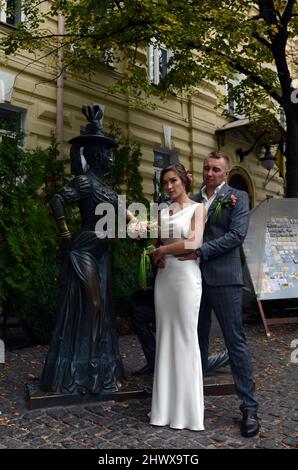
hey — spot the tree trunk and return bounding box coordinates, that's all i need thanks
[285,105,298,198]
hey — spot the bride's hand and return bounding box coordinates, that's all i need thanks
[156,258,166,269]
[148,246,164,265]
[154,247,164,263]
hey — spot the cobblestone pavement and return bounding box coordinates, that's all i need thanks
[0,324,297,449]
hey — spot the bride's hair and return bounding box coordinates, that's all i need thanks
[160,163,192,193]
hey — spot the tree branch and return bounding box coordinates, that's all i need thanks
[235,62,282,104]
[114,0,122,8]
[256,0,283,44]
[12,43,65,91]
[257,0,279,25]
[252,32,273,51]
[214,48,283,105]
[281,0,296,26]
[1,16,152,47]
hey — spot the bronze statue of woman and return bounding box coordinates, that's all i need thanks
[40,105,135,395]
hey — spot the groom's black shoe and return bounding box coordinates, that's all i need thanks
[132,364,154,376]
[241,410,260,438]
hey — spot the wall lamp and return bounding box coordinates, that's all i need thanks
[235,131,267,162]
[259,144,277,171]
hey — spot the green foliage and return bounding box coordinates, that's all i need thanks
[1,1,297,115]
[0,131,72,343]
[110,237,144,318]
[0,121,148,337]
[2,2,298,195]
[105,122,148,206]
[17,262,59,345]
[103,124,149,317]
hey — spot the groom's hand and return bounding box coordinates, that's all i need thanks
[177,252,197,261]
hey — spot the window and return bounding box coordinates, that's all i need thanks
[0,105,27,188]
[227,81,235,116]
[0,1,22,26]
[149,41,172,85]
[226,74,246,119]
[0,104,26,144]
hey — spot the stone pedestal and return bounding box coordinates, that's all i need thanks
[27,367,235,410]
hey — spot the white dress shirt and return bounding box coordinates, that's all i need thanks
[201,181,226,213]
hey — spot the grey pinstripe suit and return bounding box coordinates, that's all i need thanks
[193,183,258,411]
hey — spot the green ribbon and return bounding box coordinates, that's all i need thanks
[138,244,156,290]
[213,200,222,221]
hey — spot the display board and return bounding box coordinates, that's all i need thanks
[244,198,298,300]
[243,198,298,336]
[261,216,298,300]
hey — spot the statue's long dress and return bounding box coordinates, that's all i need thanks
[41,171,124,394]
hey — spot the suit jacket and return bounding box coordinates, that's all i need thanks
[192,183,249,286]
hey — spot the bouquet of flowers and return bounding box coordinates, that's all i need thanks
[128,219,158,289]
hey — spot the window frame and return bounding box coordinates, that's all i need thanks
[226,73,246,119]
[0,103,27,146]
[0,0,23,26]
[148,40,172,85]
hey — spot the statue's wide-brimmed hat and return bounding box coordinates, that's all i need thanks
[68,105,117,149]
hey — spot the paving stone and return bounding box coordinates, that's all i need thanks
[0,326,297,448]
[260,440,284,449]
[210,435,227,443]
[46,408,71,420]
[22,409,47,420]
[282,437,298,448]
[97,441,122,449]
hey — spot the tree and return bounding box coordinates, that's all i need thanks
[1,1,298,195]
[0,131,70,343]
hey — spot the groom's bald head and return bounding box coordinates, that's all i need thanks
[204,151,230,169]
[203,151,230,193]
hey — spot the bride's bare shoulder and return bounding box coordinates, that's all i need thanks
[190,201,204,208]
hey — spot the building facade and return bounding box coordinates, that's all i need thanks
[0,5,286,206]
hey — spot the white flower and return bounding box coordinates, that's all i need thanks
[127,219,158,239]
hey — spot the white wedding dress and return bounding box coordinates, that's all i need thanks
[150,202,205,431]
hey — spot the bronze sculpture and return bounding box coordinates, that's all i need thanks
[40,105,133,395]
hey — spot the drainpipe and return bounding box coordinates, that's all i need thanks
[56,13,65,159]
[188,97,194,190]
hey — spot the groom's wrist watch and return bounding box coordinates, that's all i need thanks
[195,248,202,258]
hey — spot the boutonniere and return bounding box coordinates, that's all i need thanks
[213,193,237,221]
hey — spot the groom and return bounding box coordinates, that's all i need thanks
[189,150,260,438]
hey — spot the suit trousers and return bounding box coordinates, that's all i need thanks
[198,279,259,411]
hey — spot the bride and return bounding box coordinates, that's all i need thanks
[148,162,206,431]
